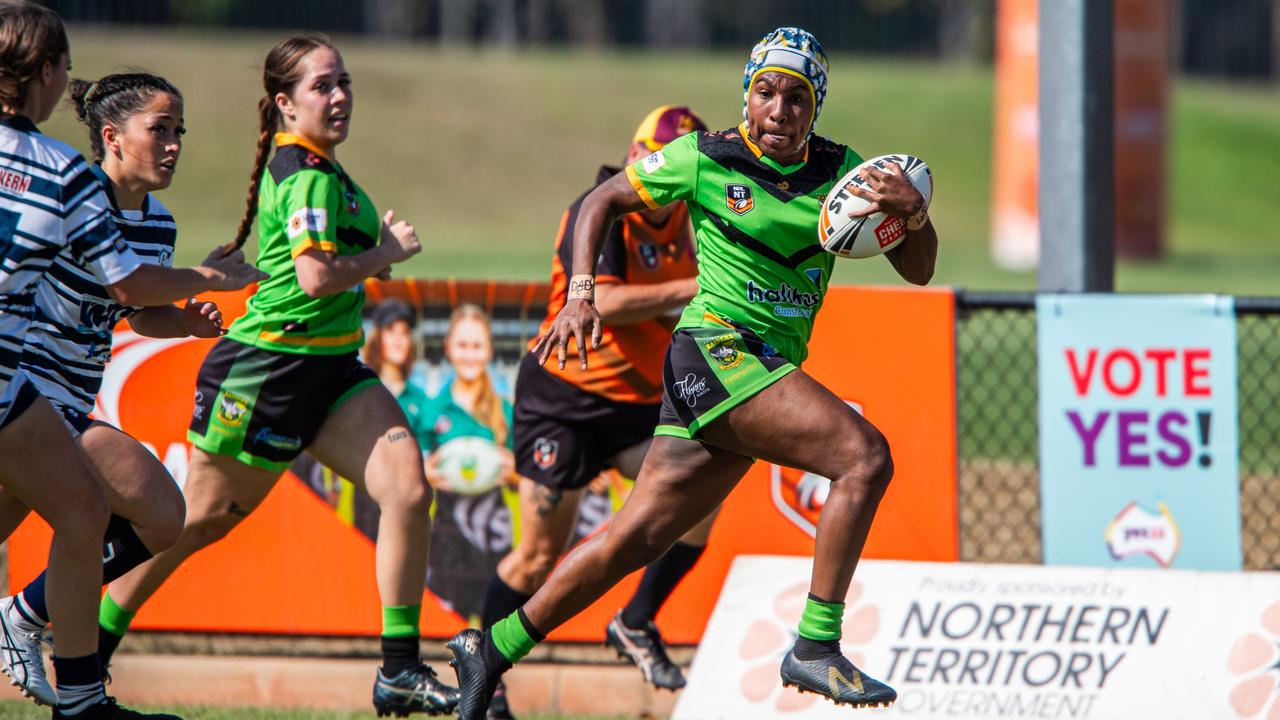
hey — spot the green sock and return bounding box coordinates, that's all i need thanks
[98,592,135,637]
[797,596,844,641]
[381,604,421,638]
[491,612,539,664]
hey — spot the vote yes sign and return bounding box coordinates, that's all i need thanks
[1037,295,1241,570]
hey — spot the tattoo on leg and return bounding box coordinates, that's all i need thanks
[227,501,250,518]
[387,430,409,442]
[535,486,563,518]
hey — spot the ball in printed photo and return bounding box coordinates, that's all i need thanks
[434,436,506,496]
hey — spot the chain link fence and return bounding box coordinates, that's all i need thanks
[955,291,1280,570]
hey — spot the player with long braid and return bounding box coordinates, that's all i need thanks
[0,70,260,708]
[449,27,938,717]
[94,35,459,716]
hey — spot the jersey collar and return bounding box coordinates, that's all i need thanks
[274,132,334,161]
[0,115,39,134]
[737,121,809,173]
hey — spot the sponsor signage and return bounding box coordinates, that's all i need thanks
[677,555,1278,720]
[7,285,957,641]
[1037,295,1240,570]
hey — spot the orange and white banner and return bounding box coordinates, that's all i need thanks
[7,284,957,642]
[676,556,1280,720]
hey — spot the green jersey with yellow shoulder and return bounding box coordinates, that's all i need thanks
[625,124,862,366]
[227,133,380,355]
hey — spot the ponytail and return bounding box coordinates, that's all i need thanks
[232,33,335,251]
[232,95,277,250]
[65,72,182,163]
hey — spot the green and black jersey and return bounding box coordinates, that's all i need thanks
[227,133,380,355]
[625,124,862,366]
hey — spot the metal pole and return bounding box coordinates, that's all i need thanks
[1038,0,1115,292]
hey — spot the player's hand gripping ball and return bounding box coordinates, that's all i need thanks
[819,154,932,259]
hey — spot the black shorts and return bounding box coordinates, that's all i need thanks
[187,338,381,473]
[52,401,95,437]
[654,324,796,440]
[513,353,659,491]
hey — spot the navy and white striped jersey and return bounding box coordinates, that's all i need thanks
[22,165,176,416]
[0,116,140,424]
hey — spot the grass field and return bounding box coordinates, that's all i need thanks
[49,26,1280,294]
[0,703,627,719]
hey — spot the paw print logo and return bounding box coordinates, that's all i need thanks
[737,580,879,712]
[1228,601,1280,718]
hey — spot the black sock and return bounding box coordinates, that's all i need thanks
[620,541,705,629]
[52,653,106,714]
[97,627,124,671]
[793,636,842,661]
[380,635,420,677]
[102,515,155,583]
[481,574,532,630]
[482,629,514,673]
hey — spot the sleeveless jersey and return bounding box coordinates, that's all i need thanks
[624,125,861,365]
[21,164,176,415]
[227,133,379,355]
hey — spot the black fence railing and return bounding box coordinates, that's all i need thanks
[954,291,1280,570]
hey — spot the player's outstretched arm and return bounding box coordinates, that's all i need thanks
[532,170,657,369]
[104,253,267,307]
[295,210,420,297]
[595,277,698,325]
[129,298,226,339]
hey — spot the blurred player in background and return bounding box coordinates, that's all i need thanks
[477,105,707,720]
[0,70,261,710]
[450,27,938,717]
[0,3,260,716]
[93,35,459,717]
[365,297,431,428]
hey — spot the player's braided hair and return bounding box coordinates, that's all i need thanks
[446,304,509,447]
[68,72,183,163]
[0,1,68,115]
[232,33,335,250]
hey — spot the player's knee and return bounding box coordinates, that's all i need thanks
[850,431,894,493]
[47,487,110,546]
[513,544,559,585]
[148,489,186,553]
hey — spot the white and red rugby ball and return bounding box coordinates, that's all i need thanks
[818,154,932,259]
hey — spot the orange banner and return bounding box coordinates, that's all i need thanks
[7,284,956,643]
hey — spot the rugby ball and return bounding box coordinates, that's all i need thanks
[818,154,932,259]
[434,436,506,496]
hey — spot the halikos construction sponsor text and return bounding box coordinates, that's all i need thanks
[745,280,820,318]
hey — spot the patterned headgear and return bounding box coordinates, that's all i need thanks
[742,27,829,137]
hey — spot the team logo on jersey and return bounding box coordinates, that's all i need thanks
[286,208,328,239]
[216,390,250,427]
[434,414,452,436]
[533,437,559,469]
[726,184,754,215]
[639,242,660,269]
[305,152,322,167]
[345,191,360,215]
[704,333,744,370]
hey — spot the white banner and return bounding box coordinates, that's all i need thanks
[675,556,1280,720]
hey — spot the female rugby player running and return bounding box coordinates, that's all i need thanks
[0,5,259,717]
[449,27,937,717]
[0,71,256,708]
[95,35,459,717]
